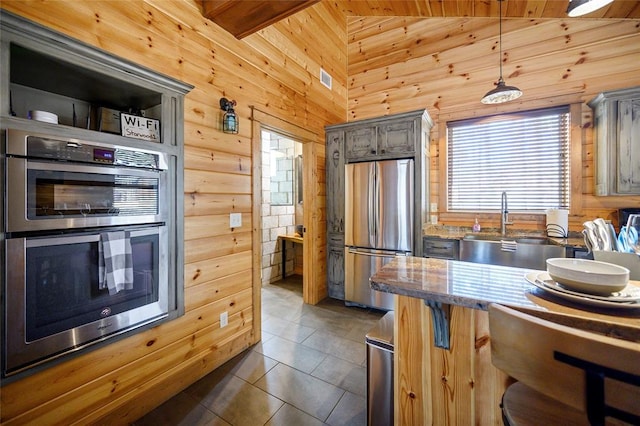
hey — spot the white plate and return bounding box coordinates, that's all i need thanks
[524,272,640,310]
[535,272,640,302]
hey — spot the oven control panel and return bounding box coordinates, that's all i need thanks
[5,129,162,170]
[93,147,115,163]
[27,140,115,164]
[26,138,159,169]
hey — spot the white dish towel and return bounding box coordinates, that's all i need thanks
[99,231,134,295]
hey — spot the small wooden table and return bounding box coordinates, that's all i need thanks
[278,235,303,279]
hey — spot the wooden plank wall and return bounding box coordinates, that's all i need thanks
[0,1,345,424]
[348,16,640,232]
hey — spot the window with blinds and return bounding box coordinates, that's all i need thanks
[447,106,570,212]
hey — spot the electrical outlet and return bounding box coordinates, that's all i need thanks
[430,203,438,212]
[229,213,242,228]
[220,311,228,328]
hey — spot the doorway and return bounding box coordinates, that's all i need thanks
[250,107,327,344]
[260,130,304,285]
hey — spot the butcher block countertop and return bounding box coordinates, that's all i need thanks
[370,256,640,342]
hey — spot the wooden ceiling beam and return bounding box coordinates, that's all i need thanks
[201,0,320,39]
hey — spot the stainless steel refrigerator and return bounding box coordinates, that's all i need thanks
[344,159,414,310]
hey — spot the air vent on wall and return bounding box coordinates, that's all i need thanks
[320,68,332,90]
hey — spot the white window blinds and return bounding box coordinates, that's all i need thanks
[447,106,570,212]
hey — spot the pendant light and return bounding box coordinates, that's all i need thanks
[481,0,522,104]
[567,0,614,17]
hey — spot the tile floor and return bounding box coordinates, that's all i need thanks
[133,276,385,425]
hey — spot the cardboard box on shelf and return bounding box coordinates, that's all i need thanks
[98,107,121,134]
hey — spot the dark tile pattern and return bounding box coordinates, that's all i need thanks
[133,276,385,425]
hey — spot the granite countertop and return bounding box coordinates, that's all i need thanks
[370,257,539,310]
[370,256,640,340]
[422,225,586,247]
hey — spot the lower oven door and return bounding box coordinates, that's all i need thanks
[4,225,168,376]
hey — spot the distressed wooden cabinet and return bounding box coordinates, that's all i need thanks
[0,10,192,378]
[325,129,346,299]
[588,86,640,196]
[344,116,416,161]
[423,236,459,260]
[327,238,346,300]
[345,126,376,160]
[325,110,432,300]
[326,130,346,236]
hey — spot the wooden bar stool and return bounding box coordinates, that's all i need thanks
[488,304,640,426]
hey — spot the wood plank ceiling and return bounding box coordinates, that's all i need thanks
[201,0,640,39]
[334,0,640,19]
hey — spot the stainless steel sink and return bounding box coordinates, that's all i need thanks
[460,234,566,270]
[462,234,559,245]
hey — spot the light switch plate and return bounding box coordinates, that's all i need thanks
[430,203,438,212]
[220,311,228,328]
[230,213,242,228]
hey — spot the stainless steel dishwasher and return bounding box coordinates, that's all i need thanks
[366,311,394,426]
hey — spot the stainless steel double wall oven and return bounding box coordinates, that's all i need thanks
[3,128,173,376]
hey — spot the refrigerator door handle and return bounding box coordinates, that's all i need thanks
[368,163,376,244]
[347,248,408,258]
[374,161,379,246]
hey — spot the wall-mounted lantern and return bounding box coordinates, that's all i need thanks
[220,97,238,134]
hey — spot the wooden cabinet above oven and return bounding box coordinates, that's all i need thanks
[1,10,193,149]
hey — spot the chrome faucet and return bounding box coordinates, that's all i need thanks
[501,191,513,236]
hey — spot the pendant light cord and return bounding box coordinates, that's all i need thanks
[499,0,503,81]
[480,0,522,103]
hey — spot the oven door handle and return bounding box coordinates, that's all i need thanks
[25,227,162,248]
[25,159,163,177]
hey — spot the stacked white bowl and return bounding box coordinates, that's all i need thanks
[546,258,629,295]
[31,110,58,124]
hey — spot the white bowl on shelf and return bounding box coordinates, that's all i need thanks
[31,110,58,124]
[546,258,629,295]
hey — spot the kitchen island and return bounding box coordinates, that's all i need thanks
[370,257,640,425]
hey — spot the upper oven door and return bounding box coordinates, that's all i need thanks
[6,157,168,232]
